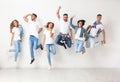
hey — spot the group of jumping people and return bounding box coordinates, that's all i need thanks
[9,6,106,70]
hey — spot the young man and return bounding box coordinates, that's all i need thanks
[55,6,73,49]
[23,13,43,64]
[86,14,106,48]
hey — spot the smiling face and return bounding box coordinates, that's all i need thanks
[77,20,85,28]
[97,16,102,22]
[78,22,83,27]
[13,20,19,27]
[31,13,37,21]
[46,22,54,29]
[31,15,36,20]
[48,23,54,29]
[96,14,102,22]
[63,14,68,22]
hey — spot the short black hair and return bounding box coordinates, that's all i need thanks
[97,14,102,17]
[32,13,37,18]
[63,13,68,16]
[77,20,86,26]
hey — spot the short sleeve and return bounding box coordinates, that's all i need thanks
[43,29,46,35]
[28,18,32,23]
[12,28,15,33]
[37,21,42,28]
[90,22,94,26]
[98,24,104,30]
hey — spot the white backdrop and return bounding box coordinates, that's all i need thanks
[0,0,120,69]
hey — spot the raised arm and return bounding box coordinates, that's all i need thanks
[56,6,61,19]
[23,14,32,22]
[70,16,77,30]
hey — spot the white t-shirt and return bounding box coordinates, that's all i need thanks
[90,23,104,37]
[12,27,21,41]
[59,18,71,34]
[75,28,85,41]
[28,20,41,38]
[44,29,55,44]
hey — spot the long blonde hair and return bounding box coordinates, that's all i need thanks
[10,20,19,33]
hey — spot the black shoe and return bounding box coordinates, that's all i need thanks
[15,59,17,62]
[63,43,67,49]
[82,47,86,54]
[30,58,35,64]
[40,44,43,50]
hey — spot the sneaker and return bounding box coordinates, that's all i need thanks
[30,58,35,64]
[82,47,86,54]
[95,41,102,47]
[63,43,67,49]
[40,44,43,50]
[15,59,17,62]
[48,65,52,70]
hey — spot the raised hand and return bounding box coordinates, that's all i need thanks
[58,6,61,10]
[71,15,75,19]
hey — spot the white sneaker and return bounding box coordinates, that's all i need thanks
[48,65,52,70]
[95,41,102,47]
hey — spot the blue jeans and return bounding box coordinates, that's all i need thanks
[46,44,56,64]
[29,35,41,59]
[74,39,84,53]
[9,40,21,61]
[86,37,95,48]
[55,33,71,48]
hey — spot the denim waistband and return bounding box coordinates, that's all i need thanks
[30,35,36,37]
[59,33,70,40]
[59,33,69,36]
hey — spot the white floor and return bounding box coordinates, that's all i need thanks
[0,68,120,82]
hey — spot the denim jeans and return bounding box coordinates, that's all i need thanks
[86,37,95,48]
[55,33,71,48]
[29,35,41,59]
[9,40,21,61]
[46,44,56,64]
[74,39,84,53]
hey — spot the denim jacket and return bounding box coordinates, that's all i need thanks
[70,18,94,38]
[18,24,24,39]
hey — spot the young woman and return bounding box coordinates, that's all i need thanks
[43,22,56,70]
[9,20,22,62]
[70,16,94,54]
